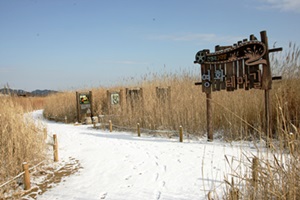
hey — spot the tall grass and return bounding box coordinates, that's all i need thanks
[222,43,300,199]
[41,43,300,198]
[11,96,46,112]
[43,44,300,141]
[43,72,298,140]
[0,97,46,185]
[224,106,300,199]
[43,91,77,122]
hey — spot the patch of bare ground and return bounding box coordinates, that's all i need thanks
[1,157,82,200]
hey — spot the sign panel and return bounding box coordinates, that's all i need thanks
[156,87,171,105]
[76,91,93,123]
[79,94,90,104]
[195,41,267,65]
[111,93,120,105]
[194,39,270,93]
[126,88,144,112]
[78,93,91,113]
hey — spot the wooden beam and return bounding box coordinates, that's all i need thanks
[269,47,283,53]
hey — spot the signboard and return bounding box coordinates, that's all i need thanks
[193,31,282,142]
[76,91,93,123]
[79,93,91,111]
[194,39,271,93]
[111,92,120,105]
[107,90,123,115]
[126,88,144,112]
[79,94,90,104]
[156,86,171,105]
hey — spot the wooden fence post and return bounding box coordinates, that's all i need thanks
[53,134,59,162]
[109,120,112,132]
[137,123,141,137]
[65,116,67,123]
[22,162,31,190]
[179,125,183,142]
[252,157,259,188]
[76,91,80,123]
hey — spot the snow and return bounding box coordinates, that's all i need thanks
[31,110,261,200]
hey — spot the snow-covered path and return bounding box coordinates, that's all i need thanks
[32,110,258,200]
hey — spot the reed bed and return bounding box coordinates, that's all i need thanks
[223,104,300,200]
[10,96,46,112]
[0,97,46,188]
[42,75,300,141]
[43,91,77,122]
[41,43,300,198]
[43,44,300,142]
[222,43,300,199]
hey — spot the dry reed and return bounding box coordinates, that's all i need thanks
[41,43,300,198]
[0,96,46,194]
[43,44,300,142]
[223,43,300,199]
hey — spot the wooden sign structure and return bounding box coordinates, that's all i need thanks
[156,87,172,125]
[107,90,123,115]
[156,86,171,105]
[125,88,144,125]
[126,88,144,111]
[194,30,282,141]
[76,91,93,123]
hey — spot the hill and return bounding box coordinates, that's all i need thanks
[0,88,57,96]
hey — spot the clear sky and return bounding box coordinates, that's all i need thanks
[0,0,299,91]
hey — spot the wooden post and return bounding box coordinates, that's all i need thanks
[140,88,145,127]
[265,90,271,146]
[76,91,80,123]
[252,157,259,189]
[89,91,93,119]
[22,162,31,190]
[167,86,172,127]
[53,134,58,162]
[125,88,129,115]
[109,120,112,132]
[107,90,111,115]
[207,93,213,141]
[120,89,124,113]
[137,123,141,137]
[64,116,67,123]
[179,125,183,142]
[260,31,272,146]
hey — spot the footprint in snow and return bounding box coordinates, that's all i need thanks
[100,192,107,199]
[155,173,159,181]
[155,191,161,200]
